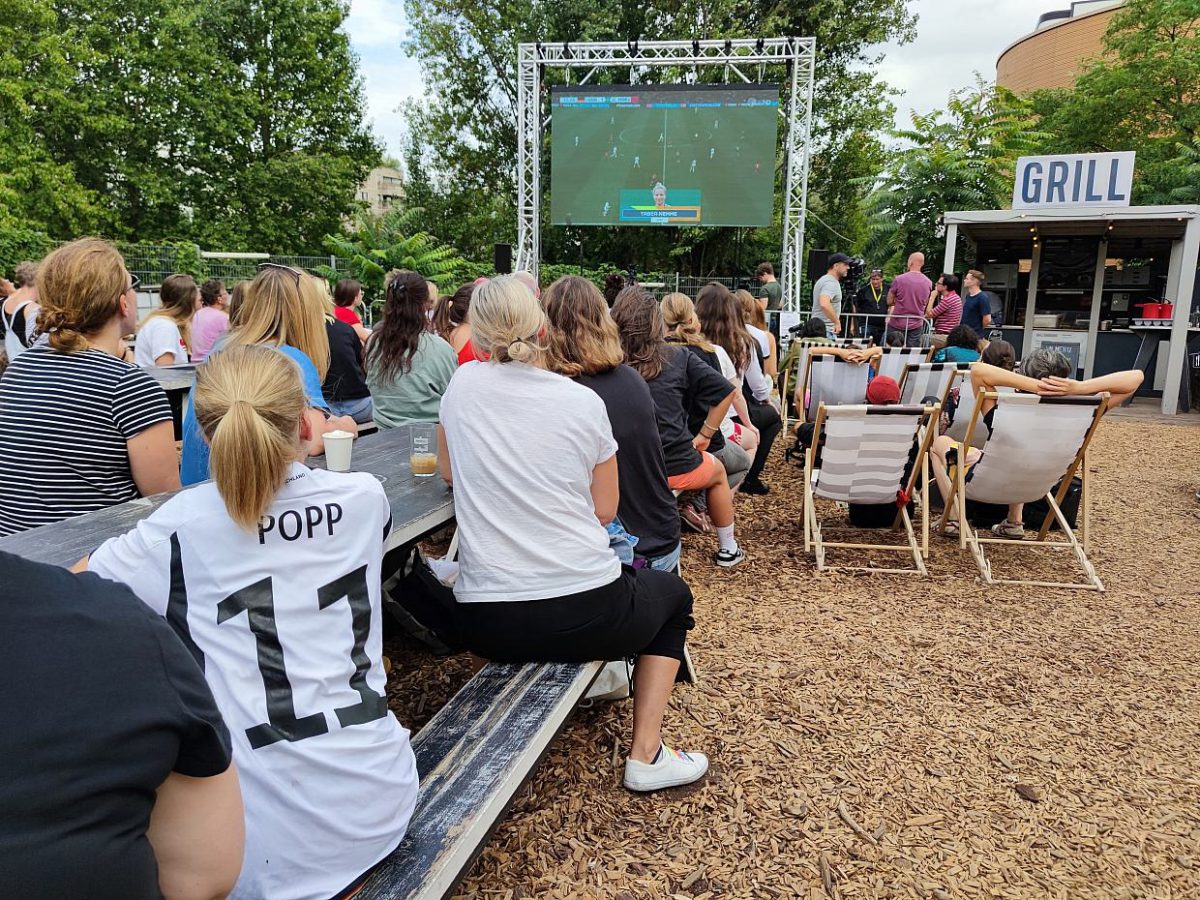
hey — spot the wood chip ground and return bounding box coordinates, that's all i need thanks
[384,417,1200,898]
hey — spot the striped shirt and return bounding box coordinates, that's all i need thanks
[0,346,172,536]
[930,291,963,334]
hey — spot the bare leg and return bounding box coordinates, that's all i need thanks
[740,427,759,456]
[1007,503,1024,525]
[705,464,735,528]
[630,654,681,762]
[930,435,957,523]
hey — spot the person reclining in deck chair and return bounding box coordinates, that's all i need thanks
[79,345,418,900]
[929,349,1144,538]
[930,324,981,364]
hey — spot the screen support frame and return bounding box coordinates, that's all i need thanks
[516,38,816,312]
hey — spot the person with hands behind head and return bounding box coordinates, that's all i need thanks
[929,351,1143,538]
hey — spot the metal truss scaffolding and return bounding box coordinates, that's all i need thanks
[516,38,816,311]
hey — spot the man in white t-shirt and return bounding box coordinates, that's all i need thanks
[88,465,416,900]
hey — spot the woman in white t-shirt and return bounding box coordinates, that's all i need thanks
[83,344,417,899]
[135,273,197,367]
[438,276,709,793]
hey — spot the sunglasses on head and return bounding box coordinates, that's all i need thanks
[129,274,141,292]
[256,262,304,284]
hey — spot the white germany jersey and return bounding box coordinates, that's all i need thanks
[90,463,417,900]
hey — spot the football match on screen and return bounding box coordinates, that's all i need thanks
[550,84,779,228]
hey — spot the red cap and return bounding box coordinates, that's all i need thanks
[866,375,901,405]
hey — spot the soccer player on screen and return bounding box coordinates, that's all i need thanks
[653,183,667,208]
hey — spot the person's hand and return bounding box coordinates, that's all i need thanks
[692,433,711,452]
[326,415,359,436]
[832,321,842,336]
[846,349,869,364]
[1037,376,1079,396]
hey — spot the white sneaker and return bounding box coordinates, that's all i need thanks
[623,744,709,792]
[713,545,746,567]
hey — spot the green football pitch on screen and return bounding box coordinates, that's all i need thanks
[550,84,779,228]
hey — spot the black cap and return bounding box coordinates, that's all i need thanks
[828,252,852,266]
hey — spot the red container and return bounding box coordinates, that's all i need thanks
[1159,301,1174,319]
[1136,302,1163,319]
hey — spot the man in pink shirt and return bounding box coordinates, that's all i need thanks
[925,273,963,349]
[886,252,932,347]
[191,279,230,362]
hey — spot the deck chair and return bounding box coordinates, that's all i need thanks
[803,403,940,575]
[803,355,871,423]
[875,346,927,384]
[780,341,816,433]
[943,373,989,448]
[832,336,874,350]
[939,392,1107,591]
[898,361,971,407]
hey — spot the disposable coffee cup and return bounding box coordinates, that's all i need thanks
[324,430,354,472]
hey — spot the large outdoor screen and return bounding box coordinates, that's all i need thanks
[550,84,779,228]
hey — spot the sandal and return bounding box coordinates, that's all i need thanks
[991,519,1025,538]
[936,520,960,539]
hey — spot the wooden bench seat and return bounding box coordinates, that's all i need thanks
[354,660,603,900]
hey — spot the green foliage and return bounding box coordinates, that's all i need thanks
[0,227,55,278]
[400,0,915,274]
[1025,0,1200,203]
[4,0,377,253]
[859,80,1047,269]
[321,209,468,309]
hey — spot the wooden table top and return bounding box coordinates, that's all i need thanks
[143,364,197,392]
[0,425,453,566]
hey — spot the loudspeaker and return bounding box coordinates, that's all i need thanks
[807,248,830,283]
[494,243,513,275]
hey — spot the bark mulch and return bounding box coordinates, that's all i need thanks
[384,417,1200,899]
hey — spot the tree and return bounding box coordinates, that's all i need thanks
[1027,0,1200,203]
[400,0,915,273]
[321,208,467,309]
[859,81,1044,270]
[0,0,107,235]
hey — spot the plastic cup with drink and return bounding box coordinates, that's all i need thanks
[410,423,438,477]
[323,429,355,472]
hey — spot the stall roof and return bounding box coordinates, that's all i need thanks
[943,205,1200,241]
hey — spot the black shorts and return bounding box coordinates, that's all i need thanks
[456,566,694,664]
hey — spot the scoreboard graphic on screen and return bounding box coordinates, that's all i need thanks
[550,84,779,228]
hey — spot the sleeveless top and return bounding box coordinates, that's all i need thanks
[2,300,34,359]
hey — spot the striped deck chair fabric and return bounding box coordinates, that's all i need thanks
[875,347,927,384]
[963,394,1099,505]
[898,362,969,406]
[943,372,984,446]
[944,392,1108,590]
[813,405,925,504]
[806,356,870,422]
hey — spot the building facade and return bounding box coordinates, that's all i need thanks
[357,166,405,217]
[996,1,1123,94]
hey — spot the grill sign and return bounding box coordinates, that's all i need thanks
[1013,152,1135,209]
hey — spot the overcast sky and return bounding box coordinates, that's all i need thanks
[345,0,1056,157]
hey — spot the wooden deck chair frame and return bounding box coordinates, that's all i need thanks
[937,392,1107,592]
[780,342,813,433]
[803,402,940,576]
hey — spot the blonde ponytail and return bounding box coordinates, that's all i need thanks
[470,275,547,365]
[194,345,307,531]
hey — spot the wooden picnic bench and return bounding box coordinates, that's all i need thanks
[0,424,603,899]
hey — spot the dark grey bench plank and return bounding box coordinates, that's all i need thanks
[355,661,603,900]
[143,364,197,392]
[0,426,453,565]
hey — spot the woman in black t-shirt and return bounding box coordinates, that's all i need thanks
[323,314,374,424]
[544,276,683,571]
[611,286,746,568]
[0,551,242,899]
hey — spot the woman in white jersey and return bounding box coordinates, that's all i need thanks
[82,344,417,900]
[135,273,197,367]
[438,276,709,792]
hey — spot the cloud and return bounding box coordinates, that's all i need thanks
[347,0,425,154]
[871,0,1051,129]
